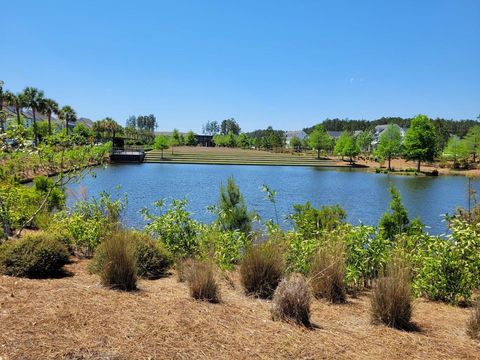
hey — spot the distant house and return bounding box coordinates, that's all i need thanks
[371,124,407,148]
[285,130,307,147]
[326,130,342,140]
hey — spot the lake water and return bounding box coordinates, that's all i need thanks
[66,163,480,235]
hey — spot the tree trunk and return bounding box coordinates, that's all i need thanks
[388,157,391,171]
[16,107,21,125]
[48,114,52,135]
[33,108,38,147]
[0,196,12,239]
[317,149,320,159]
[417,159,421,172]
[65,118,69,135]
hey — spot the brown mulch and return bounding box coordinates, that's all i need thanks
[0,260,478,360]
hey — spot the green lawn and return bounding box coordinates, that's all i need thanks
[144,146,341,167]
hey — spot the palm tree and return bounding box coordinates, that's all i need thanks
[39,98,59,135]
[59,105,77,135]
[3,91,26,125]
[22,87,45,146]
[103,117,122,144]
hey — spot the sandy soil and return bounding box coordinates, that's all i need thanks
[0,260,478,360]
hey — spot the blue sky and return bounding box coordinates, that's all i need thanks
[1,0,479,132]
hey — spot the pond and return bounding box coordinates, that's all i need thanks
[66,163,480,235]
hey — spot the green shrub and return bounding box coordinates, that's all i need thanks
[370,257,412,329]
[198,225,248,270]
[240,241,285,299]
[91,230,172,279]
[408,226,479,305]
[467,302,480,340]
[57,192,127,257]
[141,199,201,258]
[289,202,346,238]
[134,232,173,279]
[188,260,220,303]
[0,232,70,278]
[98,231,137,291]
[310,241,346,303]
[285,231,319,274]
[271,274,311,327]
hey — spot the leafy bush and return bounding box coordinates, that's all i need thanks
[343,225,389,290]
[370,257,412,329]
[33,175,66,211]
[284,231,319,274]
[467,302,480,340]
[98,231,137,291]
[142,199,201,258]
[240,241,285,299]
[188,260,220,303]
[0,232,69,278]
[404,221,479,305]
[198,225,249,270]
[271,274,311,327]
[310,241,346,303]
[91,230,172,279]
[289,202,346,238]
[57,191,127,257]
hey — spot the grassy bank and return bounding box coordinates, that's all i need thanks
[144,147,342,167]
[0,259,478,359]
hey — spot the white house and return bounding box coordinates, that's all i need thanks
[371,124,407,148]
[285,130,307,147]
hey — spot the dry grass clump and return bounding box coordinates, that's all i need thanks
[271,273,312,327]
[188,260,220,303]
[466,301,480,340]
[370,257,412,329]
[309,241,346,303]
[99,231,137,291]
[176,257,195,282]
[240,241,285,299]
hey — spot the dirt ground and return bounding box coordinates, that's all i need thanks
[352,157,480,176]
[0,260,479,360]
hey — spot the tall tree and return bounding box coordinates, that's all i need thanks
[342,135,360,163]
[170,128,182,154]
[334,132,350,160]
[356,130,373,156]
[220,118,241,135]
[3,91,25,125]
[59,105,77,135]
[22,87,45,146]
[203,120,220,135]
[153,135,170,159]
[308,125,333,159]
[184,130,197,146]
[465,125,480,163]
[443,135,469,166]
[39,98,59,135]
[375,125,403,170]
[403,114,437,172]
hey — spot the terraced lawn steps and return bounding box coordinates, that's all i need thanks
[143,147,345,167]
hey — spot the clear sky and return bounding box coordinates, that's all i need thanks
[1,0,479,132]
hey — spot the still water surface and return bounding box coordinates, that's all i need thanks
[66,164,480,235]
